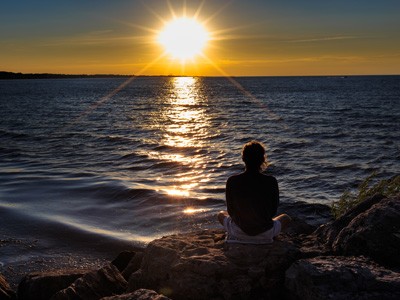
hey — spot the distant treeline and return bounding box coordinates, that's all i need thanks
[0,71,134,80]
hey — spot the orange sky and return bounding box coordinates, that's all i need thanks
[1,0,399,76]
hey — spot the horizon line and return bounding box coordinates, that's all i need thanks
[1,71,399,79]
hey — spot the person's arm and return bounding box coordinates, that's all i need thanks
[225,177,234,217]
[271,177,279,216]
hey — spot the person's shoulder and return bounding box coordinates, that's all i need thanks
[227,172,245,183]
[261,173,278,183]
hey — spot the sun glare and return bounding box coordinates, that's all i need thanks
[158,17,209,61]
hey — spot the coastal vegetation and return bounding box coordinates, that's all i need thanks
[331,173,400,219]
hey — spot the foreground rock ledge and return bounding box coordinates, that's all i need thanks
[128,230,300,299]
[285,256,400,300]
[5,196,400,300]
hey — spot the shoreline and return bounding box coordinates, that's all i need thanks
[2,194,399,299]
[0,200,332,289]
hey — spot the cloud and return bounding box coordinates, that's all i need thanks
[285,35,361,43]
[217,54,380,65]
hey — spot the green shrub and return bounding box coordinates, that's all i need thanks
[331,173,400,219]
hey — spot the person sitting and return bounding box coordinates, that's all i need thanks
[218,140,291,244]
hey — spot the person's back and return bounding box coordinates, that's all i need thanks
[218,140,291,244]
[226,171,279,236]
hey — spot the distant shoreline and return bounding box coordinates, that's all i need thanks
[1,71,399,80]
[0,71,133,80]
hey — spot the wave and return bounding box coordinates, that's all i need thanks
[71,182,158,202]
[0,203,151,251]
[0,129,29,139]
[152,144,200,153]
[119,152,148,160]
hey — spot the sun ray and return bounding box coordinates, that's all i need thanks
[139,1,168,24]
[193,0,206,19]
[166,0,177,19]
[182,0,187,17]
[59,0,287,136]
[200,53,287,126]
[202,0,233,26]
[62,52,167,131]
[117,20,160,34]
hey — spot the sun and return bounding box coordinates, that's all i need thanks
[157,17,209,62]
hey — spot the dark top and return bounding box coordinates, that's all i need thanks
[226,170,279,236]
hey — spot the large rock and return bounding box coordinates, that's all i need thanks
[285,256,400,300]
[127,229,300,300]
[17,269,89,300]
[314,194,385,246]
[101,289,171,300]
[0,274,15,300]
[121,252,144,281]
[333,195,400,267]
[52,264,127,300]
[111,251,137,273]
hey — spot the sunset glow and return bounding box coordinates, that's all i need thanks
[158,17,209,62]
[0,1,399,75]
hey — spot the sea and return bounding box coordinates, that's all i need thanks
[0,76,399,273]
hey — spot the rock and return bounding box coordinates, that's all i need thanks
[127,229,301,300]
[285,256,400,300]
[100,289,171,300]
[122,252,143,280]
[0,273,15,300]
[112,251,137,272]
[52,264,127,300]
[333,194,400,267]
[284,216,316,236]
[278,201,333,228]
[314,194,385,246]
[17,269,89,300]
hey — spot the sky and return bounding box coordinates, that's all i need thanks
[1,0,399,76]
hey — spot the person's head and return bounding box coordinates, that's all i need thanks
[242,140,268,171]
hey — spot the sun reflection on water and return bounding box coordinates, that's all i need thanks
[183,207,211,215]
[158,77,212,201]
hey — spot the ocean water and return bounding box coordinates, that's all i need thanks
[0,76,399,248]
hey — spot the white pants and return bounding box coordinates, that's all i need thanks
[223,216,281,244]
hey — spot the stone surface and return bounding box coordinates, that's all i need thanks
[278,201,333,228]
[333,195,400,267]
[0,273,15,300]
[52,264,127,300]
[17,269,89,300]
[12,197,400,299]
[122,252,143,281]
[101,289,171,300]
[128,229,301,300]
[112,251,137,272]
[314,194,385,247]
[285,256,400,300]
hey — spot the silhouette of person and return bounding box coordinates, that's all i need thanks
[218,140,291,243]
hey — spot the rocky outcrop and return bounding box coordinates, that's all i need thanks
[0,274,15,300]
[314,194,385,246]
[101,289,171,300]
[333,195,400,267]
[52,264,127,300]
[285,256,400,300]
[17,269,90,300]
[314,194,400,267]
[6,196,399,299]
[127,229,300,299]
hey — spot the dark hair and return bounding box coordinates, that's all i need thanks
[242,140,267,170]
